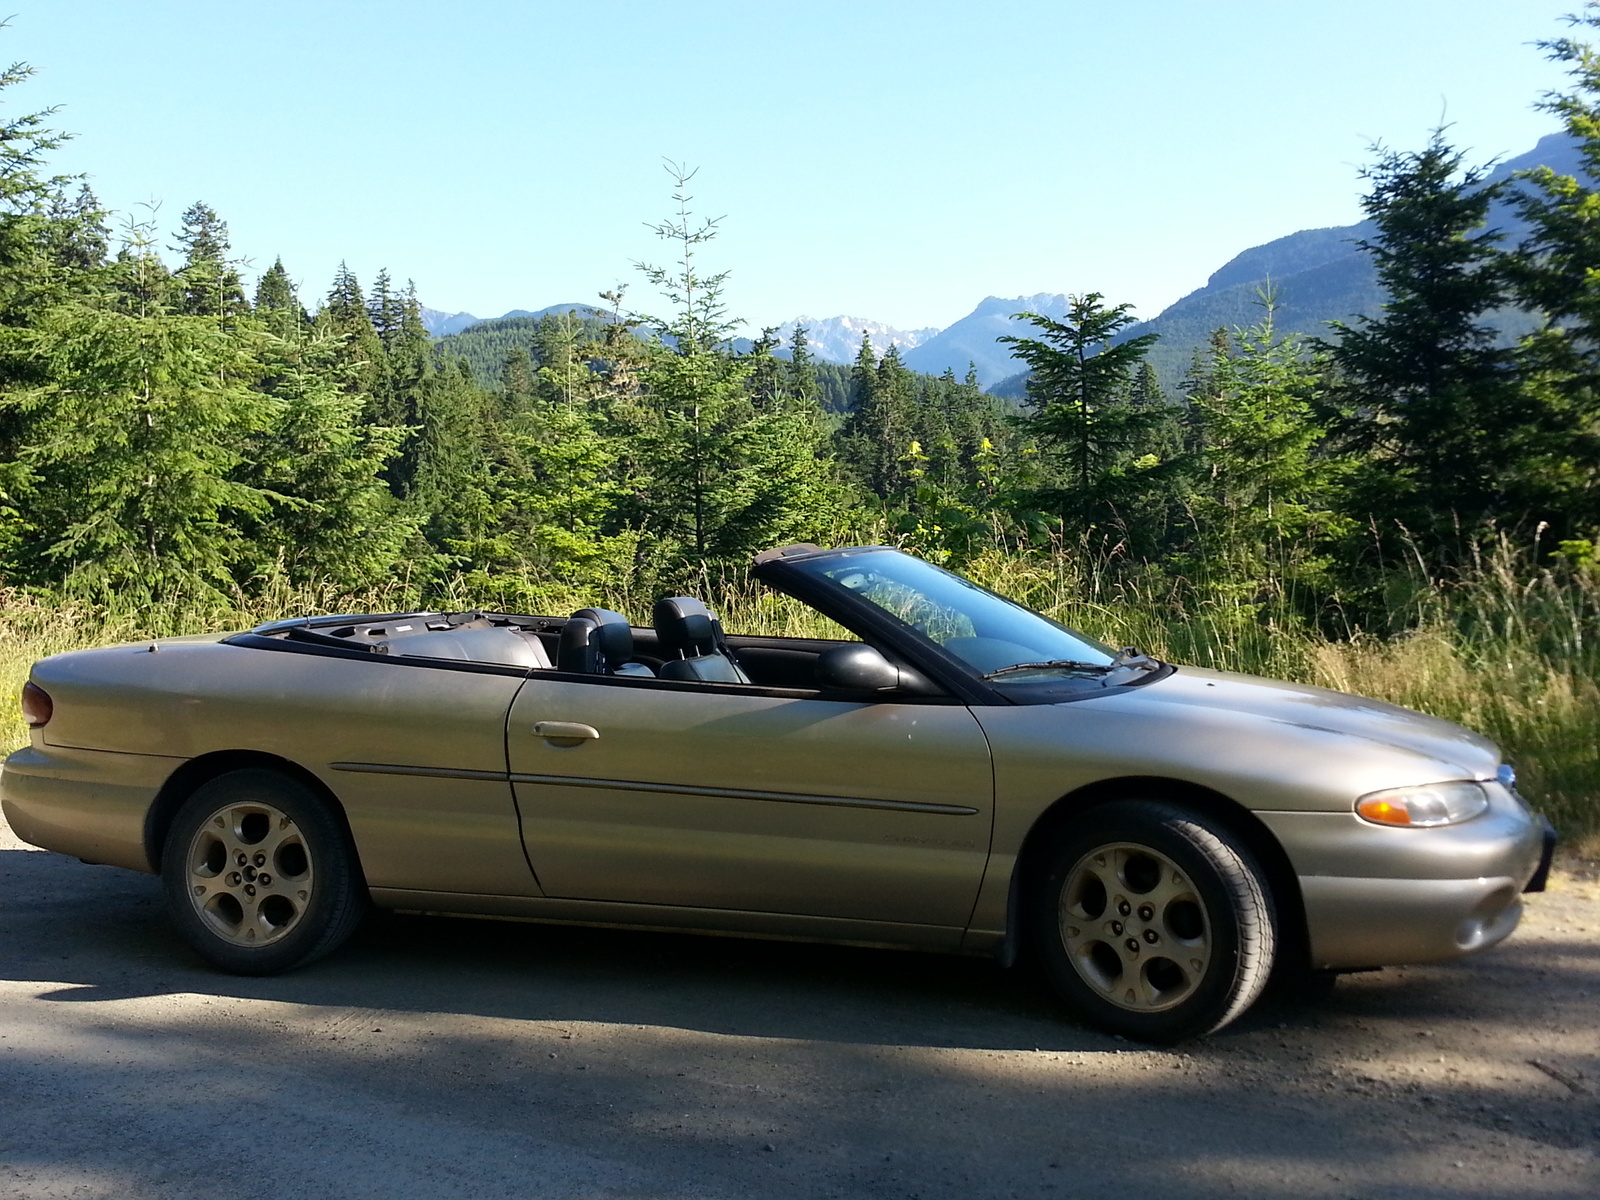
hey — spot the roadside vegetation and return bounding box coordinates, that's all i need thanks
[4,15,1600,847]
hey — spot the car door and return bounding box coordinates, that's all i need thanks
[505,674,994,927]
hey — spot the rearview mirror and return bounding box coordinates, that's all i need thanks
[816,644,901,692]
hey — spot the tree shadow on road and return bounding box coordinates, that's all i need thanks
[5,849,1599,1199]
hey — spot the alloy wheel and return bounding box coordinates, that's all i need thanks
[1058,842,1212,1013]
[184,801,314,947]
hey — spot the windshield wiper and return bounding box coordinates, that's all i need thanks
[983,646,1159,681]
[983,659,1112,679]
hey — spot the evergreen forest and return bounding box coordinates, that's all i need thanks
[5,21,1600,841]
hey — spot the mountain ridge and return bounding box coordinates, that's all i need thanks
[421,129,1579,397]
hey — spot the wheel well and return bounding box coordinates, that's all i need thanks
[143,751,353,873]
[1005,776,1309,975]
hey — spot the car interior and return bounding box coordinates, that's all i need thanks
[275,596,906,693]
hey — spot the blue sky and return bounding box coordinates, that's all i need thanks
[7,1,1579,332]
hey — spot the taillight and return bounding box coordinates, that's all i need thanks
[21,680,52,727]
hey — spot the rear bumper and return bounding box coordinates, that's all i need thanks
[1,743,176,872]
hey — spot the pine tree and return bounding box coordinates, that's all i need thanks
[1129,362,1162,407]
[172,201,247,320]
[240,330,411,588]
[1186,298,1345,577]
[252,258,307,340]
[410,357,493,564]
[839,341,919,498]
[1505,11,1600,537]
[787,322,819,409]
[0,59,90,327]
[747,326,784,409]
[366,268,408,348]
[999,294,1174,538]
[626,164,838,570]
[4,217,273,600]
[533,309,593,407]
[499,346,535,420]
[1327,130,1541,552]
[44,184,109,275]
[315,262,385,406]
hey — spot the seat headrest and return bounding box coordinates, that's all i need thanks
[570,607,633,664]
[556,616,600,674]
[653,596,715,654]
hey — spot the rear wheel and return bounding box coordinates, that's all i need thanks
[160,769,367,975]
[1030,799,1276,1043]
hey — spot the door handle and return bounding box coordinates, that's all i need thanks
[532,721,600,747]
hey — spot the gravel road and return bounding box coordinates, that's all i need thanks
[2,811,1596,1199]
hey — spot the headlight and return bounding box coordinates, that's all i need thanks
[1356,781,1490,828]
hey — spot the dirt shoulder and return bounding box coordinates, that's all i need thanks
[1,813,1596,1199]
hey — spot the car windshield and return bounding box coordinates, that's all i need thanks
[793,550,1124,682]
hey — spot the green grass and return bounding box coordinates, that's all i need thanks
[5,545,1596,848]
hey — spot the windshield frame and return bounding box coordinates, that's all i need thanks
[753,545,1172,705]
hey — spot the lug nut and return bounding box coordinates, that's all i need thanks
[1117,899,1132,917]
[1144,929,1159,944]
[258,873,272,886]
[236,852,248,866]
[1138,904,1154,921]
[253,852,266,867]
[1125,938,1140,954]
[1109,920,1123,936]
[244,884,256,897]
[227,872,241,886]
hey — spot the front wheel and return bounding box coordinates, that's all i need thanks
[160,769,368,975]
[1030,799,1277,1043]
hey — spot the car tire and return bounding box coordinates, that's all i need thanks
[1030,799,1276,1043]
[160,769,368,975]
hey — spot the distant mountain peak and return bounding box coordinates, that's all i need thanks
[971,292,1070,318]
[773,315,939,364]
[418,306,483,337]
[899,293,1076,386]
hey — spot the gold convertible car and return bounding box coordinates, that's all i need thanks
[2,544,1556,1042]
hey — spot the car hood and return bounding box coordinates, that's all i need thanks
[1116,664,1500,780]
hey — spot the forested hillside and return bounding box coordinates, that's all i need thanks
[5,27,1600,601]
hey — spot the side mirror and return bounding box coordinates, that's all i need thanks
[816,644,901,692]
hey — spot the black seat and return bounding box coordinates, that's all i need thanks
[557,608,654,677]
[653,596,751,684]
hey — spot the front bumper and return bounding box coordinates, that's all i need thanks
[1258,784,1547,970]
[1297,874,1526,968]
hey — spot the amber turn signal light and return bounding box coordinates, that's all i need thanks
[21,680,52,727]
[1356,797,1411,826]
